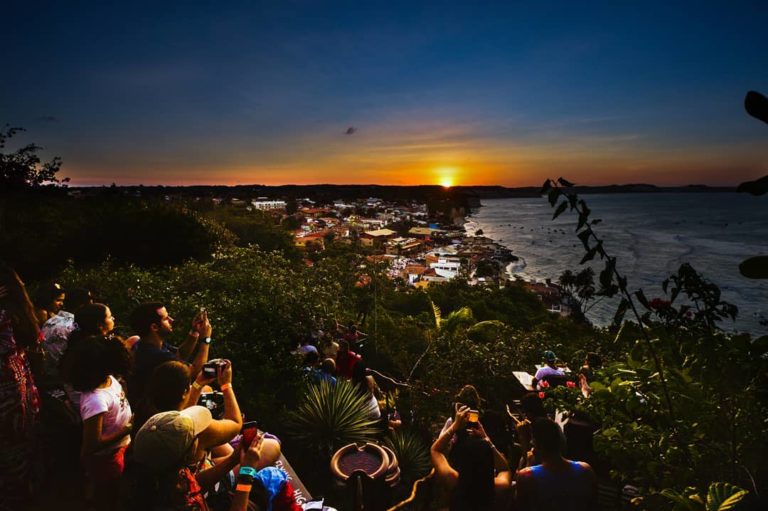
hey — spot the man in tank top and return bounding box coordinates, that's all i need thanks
[515,418,596,511]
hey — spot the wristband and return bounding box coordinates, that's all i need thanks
[239,466,257,479]
[202,337,212,344]
[220,383,232,391]
[192,381,203,390]
[235,483,252,493]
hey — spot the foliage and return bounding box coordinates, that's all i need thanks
[59,246,351,426]
[0,196,236,280]
[736,90,768,278]
[202,205,299,258]
[424,279,552,329]
[660,482,748,511]
[474,259,502,280]
[287,380,381,457]
[541,178,768,500]
[558,267,596,313]
[0,125,68,190]
[384,429,432,482]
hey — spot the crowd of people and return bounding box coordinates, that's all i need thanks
[0,265,301,511]
[2,261,599,511]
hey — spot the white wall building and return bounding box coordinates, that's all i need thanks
[251,200,287,210]
[429,258,462,279]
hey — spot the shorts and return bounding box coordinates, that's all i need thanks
[84,444,128,484]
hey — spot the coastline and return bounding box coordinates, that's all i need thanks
[463,207,528,281]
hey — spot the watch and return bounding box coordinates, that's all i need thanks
[238,466,257,481]
[202,337,212,344]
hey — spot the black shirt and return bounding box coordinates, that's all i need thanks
[128,339,179,406]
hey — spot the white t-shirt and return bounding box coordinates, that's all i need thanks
[80,376,132,452]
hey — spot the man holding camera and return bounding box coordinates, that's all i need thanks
[127,302,212,407]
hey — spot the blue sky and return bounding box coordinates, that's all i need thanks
[2,0,766,186]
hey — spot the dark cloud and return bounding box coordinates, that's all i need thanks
[345,126,357,135]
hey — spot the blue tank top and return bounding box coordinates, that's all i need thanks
[529,461,592,511]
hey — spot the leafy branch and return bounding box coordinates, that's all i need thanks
[541,177,676,418]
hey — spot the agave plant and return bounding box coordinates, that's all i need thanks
[661,482,748,511]
[288,379,380,457]
[384,429,432,483]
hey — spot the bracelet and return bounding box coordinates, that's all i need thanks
[192,381,203,390]
[239,466,257,478]
[202,337,212,345]
[235,483,252,493]
[220,383,232,391]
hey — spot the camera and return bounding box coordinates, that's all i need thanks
[198,391,224,419]
[202,358,227,378]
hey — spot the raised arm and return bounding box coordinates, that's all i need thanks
[431,406,469,482]
[185,369,216,408]
[182,310,212,378]
[199,360,242,449]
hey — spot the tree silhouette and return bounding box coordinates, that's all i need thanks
[0,125,68,191]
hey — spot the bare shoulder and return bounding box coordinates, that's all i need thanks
[515,467,534,482]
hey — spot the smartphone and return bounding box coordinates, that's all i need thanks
[242,421,259,446]
[467,409,479,426]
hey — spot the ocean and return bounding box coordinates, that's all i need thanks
[466,193,768,336]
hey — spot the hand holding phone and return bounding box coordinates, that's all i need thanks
[242,421,259,447]
[467,409,479,427]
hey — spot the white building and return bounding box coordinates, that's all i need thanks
[429,257,462,279]
[251,199,287,210]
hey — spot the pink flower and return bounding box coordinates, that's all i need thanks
[566,380,576,388]
[540,380,550,388]
[538,392,545,399]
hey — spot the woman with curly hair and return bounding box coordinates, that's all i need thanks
[0,263,42,508]
[66,334,133,510]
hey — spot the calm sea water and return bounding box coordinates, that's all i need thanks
[467,193,768,335]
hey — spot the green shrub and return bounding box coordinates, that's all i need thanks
[287,380,381,458]
[384,429,432,483]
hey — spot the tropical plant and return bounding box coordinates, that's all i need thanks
[384,429,432,483]
[287,380,381,458]
[660,482,749,511]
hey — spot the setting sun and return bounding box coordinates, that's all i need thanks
[435,166,458,188]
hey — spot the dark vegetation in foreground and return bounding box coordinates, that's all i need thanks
[2,189,765,509]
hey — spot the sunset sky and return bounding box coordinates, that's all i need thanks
[2,0,767,187]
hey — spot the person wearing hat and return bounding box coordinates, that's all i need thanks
[132,405,280,510]
[532,350,565,390]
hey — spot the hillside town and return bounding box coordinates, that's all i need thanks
[257,196,576,316]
